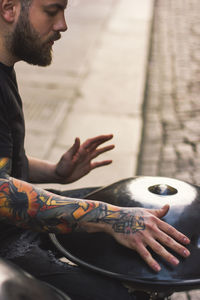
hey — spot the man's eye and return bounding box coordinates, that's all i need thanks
[45,10,58,16]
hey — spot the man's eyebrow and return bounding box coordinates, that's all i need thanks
[44,2,67,10]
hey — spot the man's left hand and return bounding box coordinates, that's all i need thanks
[55,134,114,184]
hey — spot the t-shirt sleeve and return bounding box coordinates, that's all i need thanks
[0,89,13,158]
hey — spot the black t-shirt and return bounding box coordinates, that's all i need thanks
[0,62,28,180]
[0,62,29,243]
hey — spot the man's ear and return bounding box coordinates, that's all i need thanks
[0,0,19,23]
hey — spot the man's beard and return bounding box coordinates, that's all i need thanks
[7,10,60,66]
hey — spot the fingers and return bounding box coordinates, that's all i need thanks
[148,204,169,219]
[91,160,113,169]
[135,231,189,272]
[158,219,190,245]
[68,138,80,156]
[155,230,190,258]
[84,134,114,151]
[146,238,180,268]
[136,243,161,272]
[91,145,115,159]
[148,205,190,246]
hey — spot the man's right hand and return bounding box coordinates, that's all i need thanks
[103,204,190,272]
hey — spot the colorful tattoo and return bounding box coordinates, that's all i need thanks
[89,204,145,234]
[0,158,11,178]
[111,214,145,234]
[0,158,145,235]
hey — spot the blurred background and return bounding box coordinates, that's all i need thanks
[16,0,200,189]
[16,0,152,189]
[15,0,200,298]
[137,0,200,188]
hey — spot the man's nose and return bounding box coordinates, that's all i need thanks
[54,14,68,32]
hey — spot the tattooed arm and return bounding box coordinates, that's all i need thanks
[0,157,190,272]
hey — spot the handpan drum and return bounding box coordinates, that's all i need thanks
[49,176,200,294]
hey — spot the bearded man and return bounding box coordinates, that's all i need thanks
[0,0,190,299]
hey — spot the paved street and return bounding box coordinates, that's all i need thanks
[15,0,200,299]
[138,0,200,185]
[138,1,200,299]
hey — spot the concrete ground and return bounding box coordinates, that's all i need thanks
[15,0,200,299]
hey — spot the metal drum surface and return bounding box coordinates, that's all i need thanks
[50,176,200,293]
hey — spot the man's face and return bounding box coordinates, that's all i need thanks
[8,0,68,66]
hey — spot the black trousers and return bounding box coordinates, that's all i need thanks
[0,187,137,300]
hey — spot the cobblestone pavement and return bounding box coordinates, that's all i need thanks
[138,0,200,185]
[137,0,200,299]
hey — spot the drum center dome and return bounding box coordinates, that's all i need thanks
[148,184,178,196]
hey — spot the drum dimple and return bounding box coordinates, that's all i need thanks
[148,184,178,196]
